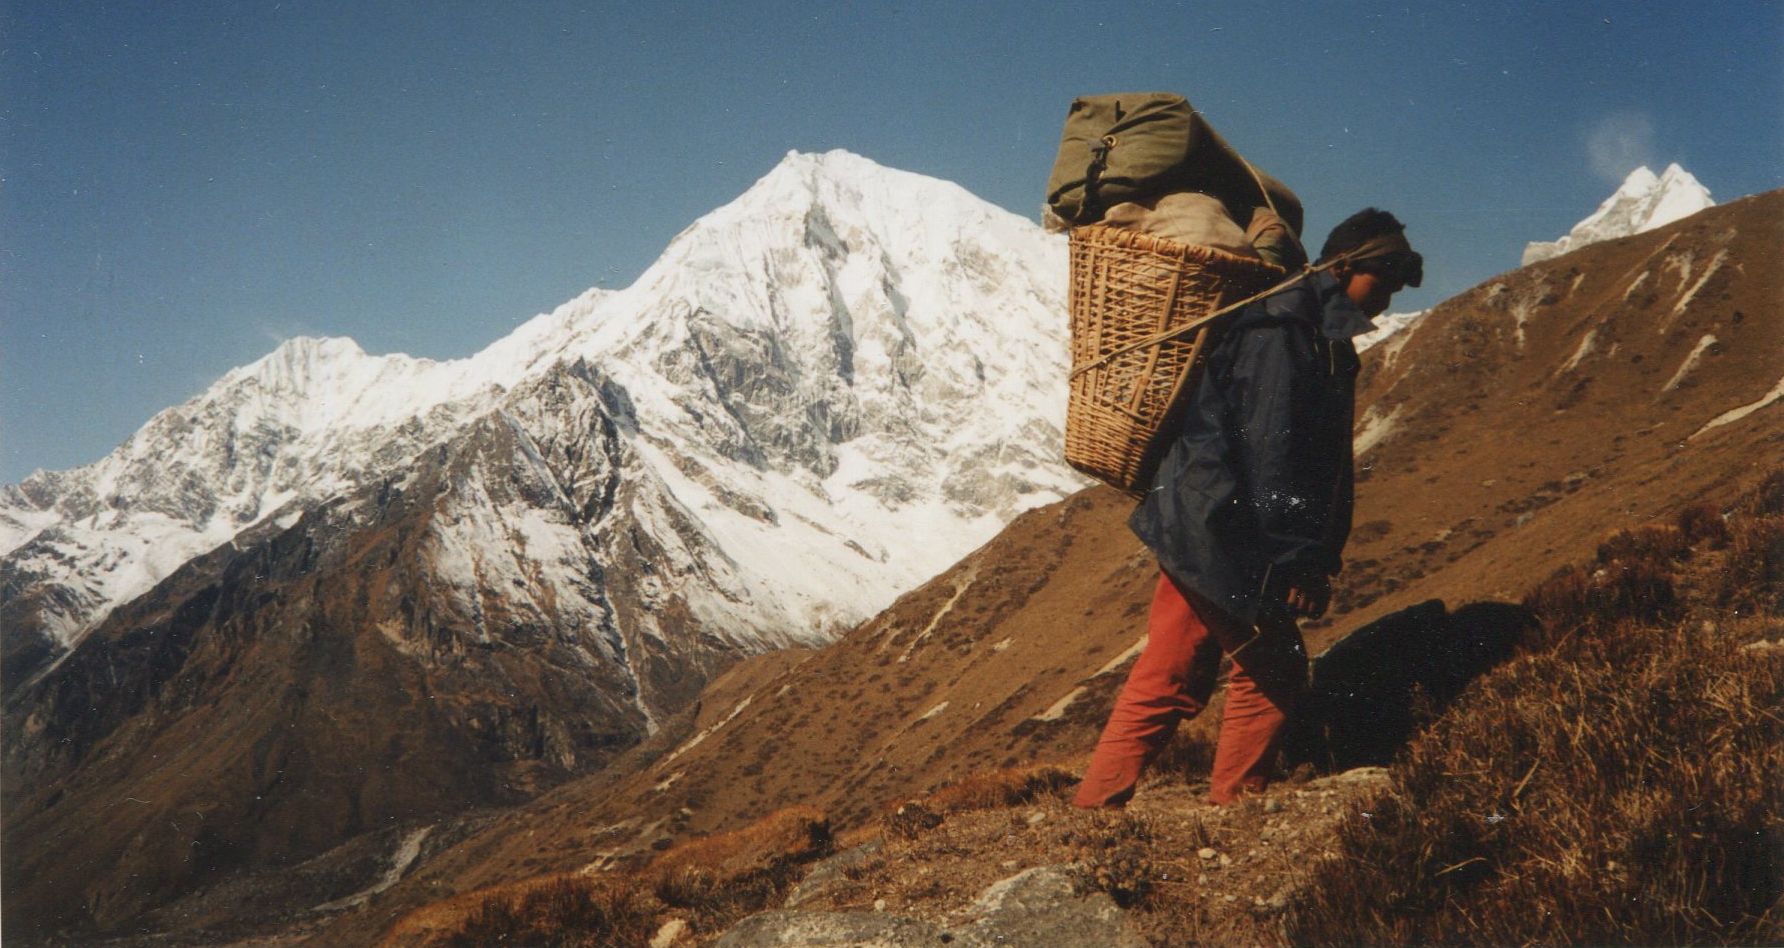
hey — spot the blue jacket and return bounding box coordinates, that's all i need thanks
[1129,270,1372,627]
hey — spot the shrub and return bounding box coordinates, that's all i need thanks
[1754,469,1784,516]
[1069,812,1157,909]
[1595,523,1691,565]
[879,764,1075,841]
[400,807,831,946]
[1149,727,1217,783]
[1522,558,1680,648]
[437,876,656,948]
[1288,622,1783,945]
[921,764,1075,814]
[1290,480,1784,946]
[1717,513,1784,618]
[649,806,831,932]
[1676,502,1733,548]
[881,800,945,840]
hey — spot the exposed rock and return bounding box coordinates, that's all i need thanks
[651,917,691,948]
[786,840,884,908]
[716,910,948,947]
[956,865,1146,948]
[720,865,1144,948]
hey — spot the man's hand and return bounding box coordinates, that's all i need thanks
[1284,572,1332,619]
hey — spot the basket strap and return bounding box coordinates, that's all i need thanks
[1069,260,1335,380]
[1238,154,1278,219]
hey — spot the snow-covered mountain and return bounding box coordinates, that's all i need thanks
[3,152,1104,932]
[0,150,1087,687]
[1353,309,1425,353]
[1522,164,1715,265]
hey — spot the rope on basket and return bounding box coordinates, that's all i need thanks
[1068,256,1343,381]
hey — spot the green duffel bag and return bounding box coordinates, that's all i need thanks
[1045,92,1302,235]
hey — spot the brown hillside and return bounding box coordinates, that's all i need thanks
[300,193,1782,945]
[1329,188,1781,627]
[416,474,1782,948]
[0,373,746,942]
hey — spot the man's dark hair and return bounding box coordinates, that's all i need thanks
[1319,207,1404,262]
[1319,207,1423,287]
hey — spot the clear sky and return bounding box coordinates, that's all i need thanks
[4,2,1781,484]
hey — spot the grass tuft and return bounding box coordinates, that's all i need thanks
[1676,501,1733,549]
[1069,812,1157,908]
[881,764,1075,841]
[436,875,655,948]
[1289,474,1784,946]
[384,807,831,946]
[922,764,1076,814]
[1716,512,1784,618]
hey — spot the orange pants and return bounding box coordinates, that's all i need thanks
[1075,571,1307,807]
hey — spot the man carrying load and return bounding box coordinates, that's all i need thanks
[1074,208,1424,807]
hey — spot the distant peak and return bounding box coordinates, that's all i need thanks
[773,148,879,172]
[749,149,903,197]
[1656,163,1706,191]
[1522,164,1715,266]
[227,335,376,393]
[669,149,1015,258]
[1621,165,1659,188]
[270,335,366,359]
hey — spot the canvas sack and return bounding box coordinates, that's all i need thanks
[1045,92,1303,235]
[1101,193,1257,256]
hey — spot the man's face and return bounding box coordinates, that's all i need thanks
[1343,269,1403,318]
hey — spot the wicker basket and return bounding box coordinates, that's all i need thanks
[1065,223,1284,497]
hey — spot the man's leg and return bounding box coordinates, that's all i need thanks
[1207,611,1308,804]
[1074,572,1222,808]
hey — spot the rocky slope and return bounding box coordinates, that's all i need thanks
[291,187,1782,947]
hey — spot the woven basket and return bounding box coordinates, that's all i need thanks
[1065,223,1284,497]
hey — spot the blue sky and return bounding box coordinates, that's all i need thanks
[4,2,1781,484]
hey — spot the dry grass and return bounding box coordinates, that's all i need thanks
[880,763,1075,841]
[648,806,831,933]
[382,807,831,946]
[1288,474,1784,946]
[432,875,657,948]
[1067,810,1158,908]
[1519,515,1689,651]
[920,763,1077,813]
[388,473,1784,947]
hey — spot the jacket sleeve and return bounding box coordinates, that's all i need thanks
[1220,308,1344,583]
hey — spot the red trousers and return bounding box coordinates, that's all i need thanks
[1075,571,1307,807]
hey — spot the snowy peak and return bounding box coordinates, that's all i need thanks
[730,149,1002,222]
[666,150,1045,272]
[1523,164,1715,265]
[222,336,426,430]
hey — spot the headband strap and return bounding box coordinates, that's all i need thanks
[1342,232,1413,265]
[1335,232,1421,287]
